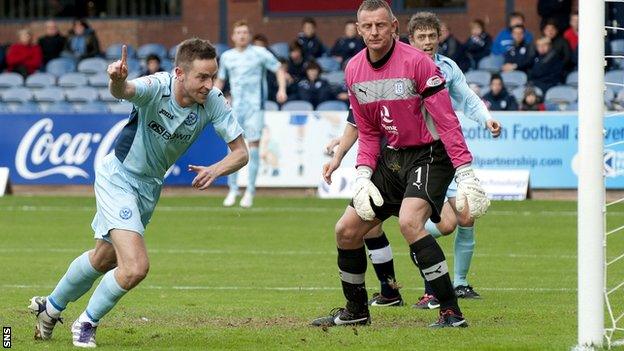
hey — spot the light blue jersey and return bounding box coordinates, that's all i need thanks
[434,53,491,128]
[116,72,243,179]
[218,45,280,141]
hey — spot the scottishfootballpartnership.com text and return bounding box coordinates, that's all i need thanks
[473,156,563,168]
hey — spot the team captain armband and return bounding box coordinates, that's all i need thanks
[420,75,446,99]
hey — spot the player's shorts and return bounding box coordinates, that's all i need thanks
[446,178,457,199]
[362,140,454,223]
[234,107,264,142]
[91,153,162,242]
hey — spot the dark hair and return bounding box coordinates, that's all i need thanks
[305,60,321,72]
[146,54,161,63]
[511,24,525,31]
[289,40,303,52]
[490,73,503,83]
[345,20,356,25]
[174,38,216,70]
[302,17,316,26]
[508,11,525,22]
[408,11,441,37]
[253,34,269,46]
[357,0,394,20]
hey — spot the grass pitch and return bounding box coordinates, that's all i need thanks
[1,195,623,350]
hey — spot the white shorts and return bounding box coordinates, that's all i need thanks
[91,153,162,242]
[234,107,264,142]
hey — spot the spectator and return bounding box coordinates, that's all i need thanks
[529,37,564,93]
[520,86,545,111]
[252,33,269,48]
[287,40,306,84]
[502,25,535,73]
[563,12,578,51]
[542,19,572,71]
[463,19,492,70]
[296,60,333,108]
[330,20,365,66]
[483,74,518,110]
[65,18,101,60]
[297,17,325,61]
[6,28,43,77]
[492,12,535,55]
[538,0,572,33]
[38,20,66,66]
[438,22,469,71]
[141,54,164,76]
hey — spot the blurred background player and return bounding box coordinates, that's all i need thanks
[28,39,248,348]
[217,20,288,208]
[323,11,501,309]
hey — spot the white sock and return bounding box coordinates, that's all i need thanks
[78,311,99,327]
[45,298,62,318]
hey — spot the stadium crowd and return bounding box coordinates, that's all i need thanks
[2,2,624,114]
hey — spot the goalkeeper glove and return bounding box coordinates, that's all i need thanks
[455,165,490,219]
[352,166,384,221]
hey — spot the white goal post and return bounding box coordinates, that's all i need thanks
[578,0,605,348]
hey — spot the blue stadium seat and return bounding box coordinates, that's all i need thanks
[108,101,133,114]
[478,55,504,73]
[25,73,56,88]
[605,87,616,110]
[105,44,136,60]
[269,42,289,60]
[465,70,491,88]
[161,59,174,72]
[264,100,279,111]
[544,85,578,104]
[316,57,341,73]
[137,43,167,60]
[46,101,75,113]
[124,58,142,75]
[33,87,65,102]
[0,72,24,88]
[565,71,578,87]
[12,102,40,113]
[77,57,108,75]
[0,103,9,112]
[76,101,109,113]
[46,57,76,77]
[501,71,528,89]
[565,102,578,111]
[214,43,230,58]
[511,86,543,104]
[65,87,98,102]
[88,73,109,87]
[58,72,88,88]
[322,71,345,87]
[281,100,314,111]
[169,45,178,59]
[2,87,33,103]
[605,70,624,93]
[316,100,348,111]
[98,88,118,102]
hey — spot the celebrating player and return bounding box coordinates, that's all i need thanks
[312,0,489,329]
[28,38,248,348]
[324,12,501,309]
[216,20,288,208]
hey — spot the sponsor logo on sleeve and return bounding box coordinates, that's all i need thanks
[426,76,443,88]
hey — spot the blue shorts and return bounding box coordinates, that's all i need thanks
[91,153,162,242]
[234,107,264,142]
[446,178,457,199]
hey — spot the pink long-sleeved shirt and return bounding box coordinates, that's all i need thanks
[345,40,472,170]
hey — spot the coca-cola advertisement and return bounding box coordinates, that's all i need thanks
[0,114,229,185]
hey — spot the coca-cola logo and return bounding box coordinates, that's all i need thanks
[15,118,126,180]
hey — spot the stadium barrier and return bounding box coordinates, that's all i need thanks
[1,111,623,189]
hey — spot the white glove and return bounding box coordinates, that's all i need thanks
[352,166,384,221]
[455,165,490,219]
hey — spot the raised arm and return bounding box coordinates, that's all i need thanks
[108,45,136,100]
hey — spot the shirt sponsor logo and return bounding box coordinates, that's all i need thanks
[148,121,191,142]
[394,81,404,95]
[158,108,175,120]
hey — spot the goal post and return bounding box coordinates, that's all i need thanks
[578,0,606,347]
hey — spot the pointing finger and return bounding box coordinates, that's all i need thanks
[121,45,127,66]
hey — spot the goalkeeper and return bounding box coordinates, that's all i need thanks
[323,12,500,311]
[312,1,490,329]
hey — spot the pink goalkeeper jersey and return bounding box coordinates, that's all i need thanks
[345,40,472,170]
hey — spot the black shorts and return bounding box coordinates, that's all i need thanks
[352,141,454,223]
